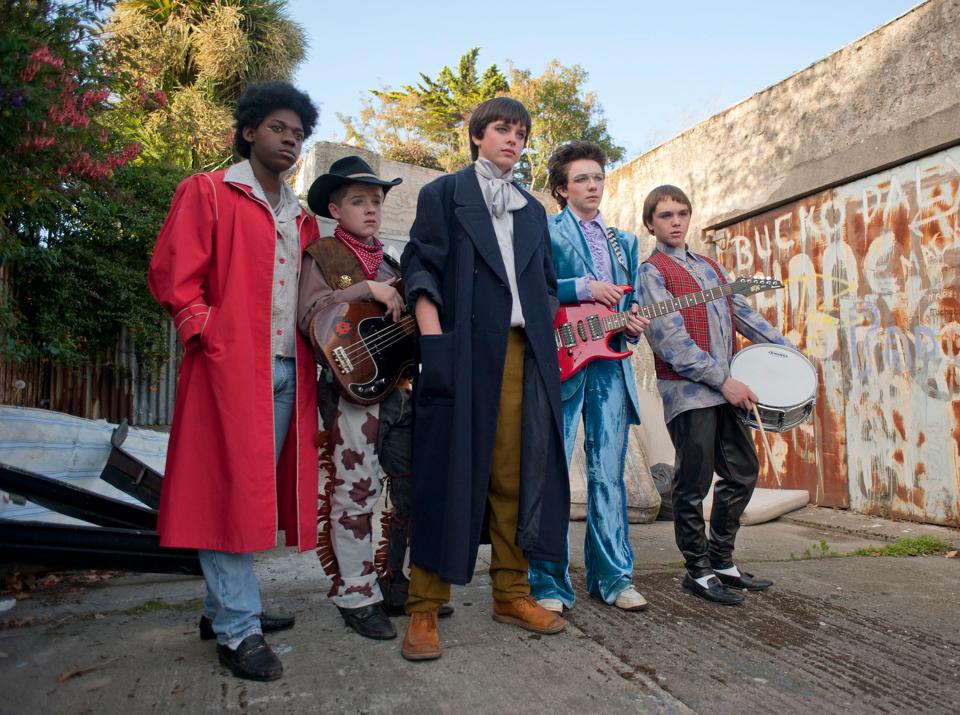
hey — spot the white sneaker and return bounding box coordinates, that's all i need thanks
[537,598,564,614]
[614,585,648,612]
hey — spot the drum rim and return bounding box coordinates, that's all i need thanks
[730,342,815,365]
[749,399,818,412]
[737,400,814,431]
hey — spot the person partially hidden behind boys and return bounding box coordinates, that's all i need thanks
[399,97,570,660]
[636,185,792,606]
[149,82,319,681]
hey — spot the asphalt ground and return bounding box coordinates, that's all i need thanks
[1,506,957,714]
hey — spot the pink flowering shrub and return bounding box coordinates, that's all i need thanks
[1,3,139,219]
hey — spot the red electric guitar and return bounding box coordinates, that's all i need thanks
[555,277,783,381]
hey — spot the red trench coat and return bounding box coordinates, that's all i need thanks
[149,168,319,553]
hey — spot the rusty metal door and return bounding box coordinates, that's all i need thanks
[712,145,960,525]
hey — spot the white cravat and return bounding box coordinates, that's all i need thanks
[473,159,527,327]
[474,158,527,218]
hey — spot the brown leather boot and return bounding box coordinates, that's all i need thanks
[401,610,442,661]
[492,595,565,634]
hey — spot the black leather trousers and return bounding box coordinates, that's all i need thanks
[667,404,759,577]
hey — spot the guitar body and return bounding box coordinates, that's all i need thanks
[555,301,632,382]
[311,301,416,405]
[553,277,784,381]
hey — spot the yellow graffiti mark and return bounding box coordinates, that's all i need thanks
[779,273,859,302]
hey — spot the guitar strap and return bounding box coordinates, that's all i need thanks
[383,252,401,274]
[605,227,630,277]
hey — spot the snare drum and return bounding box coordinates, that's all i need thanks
[728,344,817,432]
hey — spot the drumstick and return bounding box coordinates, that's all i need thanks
[751,404,782,487]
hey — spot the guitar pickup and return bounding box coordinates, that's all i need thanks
[558,322,577,348]
[586,315,603,340]
[332,346,354,374]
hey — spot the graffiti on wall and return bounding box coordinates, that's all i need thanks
[713,146,960,526]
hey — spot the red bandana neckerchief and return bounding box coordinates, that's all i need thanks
[334,225,383,279]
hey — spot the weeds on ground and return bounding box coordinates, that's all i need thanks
[790,535,952,560]
[790,539,833,560]
[848,535,950,557]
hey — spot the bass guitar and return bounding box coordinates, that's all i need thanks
[555,276,783,381]
[310,289,416,405]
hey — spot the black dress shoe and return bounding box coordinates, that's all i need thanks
[200,611,296,640]
[383,602,455,619]
[682,574,745,605]
[338,604,397,640]
[217,634,282,681]
[715,571,773,591]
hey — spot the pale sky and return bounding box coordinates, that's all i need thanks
[288,0,921,161]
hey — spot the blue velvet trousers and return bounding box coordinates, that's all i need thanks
[528,359,633,607]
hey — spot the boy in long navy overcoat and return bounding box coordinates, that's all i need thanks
[399,97,570,660]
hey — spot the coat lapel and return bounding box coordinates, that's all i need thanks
[453,167,509,285]
[557,207,597,279]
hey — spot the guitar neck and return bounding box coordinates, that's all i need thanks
[605,283,734,332]
[638,283,733,319]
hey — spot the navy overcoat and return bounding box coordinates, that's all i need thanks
[401,165,570,585]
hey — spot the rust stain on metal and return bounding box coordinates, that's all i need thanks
[891,412,906,441]
[952,402,960,455]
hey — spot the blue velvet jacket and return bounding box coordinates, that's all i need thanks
[548,206,642,426]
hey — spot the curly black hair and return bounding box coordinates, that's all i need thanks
[547,141,607,208]
[233,81,319,158]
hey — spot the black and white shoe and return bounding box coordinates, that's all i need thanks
[682,574,745,605]
[715,570,773,591]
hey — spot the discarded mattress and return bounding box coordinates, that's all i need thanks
[0,406,168,525]
[703,481,810,525]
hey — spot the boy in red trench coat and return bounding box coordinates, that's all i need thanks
[149,82,319,681]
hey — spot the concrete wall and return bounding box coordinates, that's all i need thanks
[604,0,960,525]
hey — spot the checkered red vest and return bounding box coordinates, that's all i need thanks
[644,250,737,381]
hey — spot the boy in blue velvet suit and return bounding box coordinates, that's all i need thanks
[528,141,651,614]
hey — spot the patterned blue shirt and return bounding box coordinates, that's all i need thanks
[636,242,791,424]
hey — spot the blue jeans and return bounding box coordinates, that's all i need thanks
[200,356,297,648]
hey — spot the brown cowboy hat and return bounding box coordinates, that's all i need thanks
[307,155,402,218]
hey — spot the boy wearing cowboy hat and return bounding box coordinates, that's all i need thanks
[297,156,412,641]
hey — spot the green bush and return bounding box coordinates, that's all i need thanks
[5,159,188,369]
